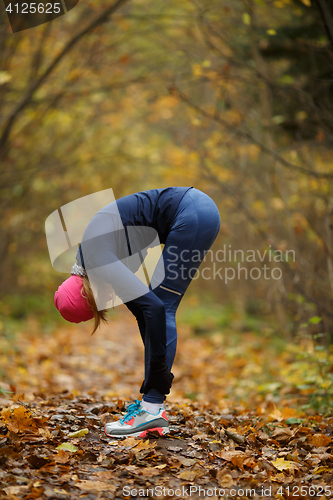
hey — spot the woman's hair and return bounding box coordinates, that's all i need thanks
[80,275,109,335]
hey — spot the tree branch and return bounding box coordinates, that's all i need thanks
[315,0,333,48]
[0,0,130,155]
[171,86,333,179]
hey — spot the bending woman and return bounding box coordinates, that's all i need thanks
[54,186,220,438]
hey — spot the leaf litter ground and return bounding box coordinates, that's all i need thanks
[0,310,332,499]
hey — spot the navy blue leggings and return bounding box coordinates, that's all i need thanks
[126,188,221,404]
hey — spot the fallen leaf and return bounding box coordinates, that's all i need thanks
[175,456,197,467]
[258,430,269,440]
[306,434,332,447]
[38,427,52,439]
[271,457,300,471]
[26,454,50,469]
[56,443,78,453]
[313,466,331,473]
[140,467,162,477]
[311,452,333,462]
[133,439,156,452]
[268,406,282,422]
[67,428,89,438]
[216,472,235,487]
[3,485,29,495]
[281,408,298,420]
[75,480,117,492]
[52,450,71,464]
[219,450,250,462]
[271,427,293,443]
[121,437,140,448]
[1,407,39,433]
[178,469,204,480]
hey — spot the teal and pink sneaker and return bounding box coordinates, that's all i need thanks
[104,400,169,438]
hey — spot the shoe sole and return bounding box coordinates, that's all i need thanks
[104,426,169,438]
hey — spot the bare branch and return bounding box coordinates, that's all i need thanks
[0,0,130,155]
[315,0,333,48]
[171,86,333,179]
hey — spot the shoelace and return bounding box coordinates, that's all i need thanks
[120,399,143,424]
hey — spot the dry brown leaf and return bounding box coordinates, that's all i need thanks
[51,449,71,464]
[216,472,235,487]
[268,406,283,422]
[133,439,156,452]
[258,430,269,441]
[75,480,117,492]
[306,434,332,447]
[311,452,333,462]
[121,437,140,448]
[177,456,198,467]
[1,407,39,433]
[231,454,247,470]
[3,485,29,496]
[271,427,293,443]
[154,464,167,469]
[178,469,204,480]
[271,473,294,483]
[38,427,52,440]
[140,467,162,477]
[281,408,298,420]
[243,456,258,469]
[219,450,250,462]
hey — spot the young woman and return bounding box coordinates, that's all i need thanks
[54,187,220,438]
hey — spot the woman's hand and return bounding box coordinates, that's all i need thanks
[140,356,174,395]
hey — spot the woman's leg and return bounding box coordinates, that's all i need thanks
[143,189,221,404]
[127,295,178,404]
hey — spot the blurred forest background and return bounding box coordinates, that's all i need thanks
[1,0,333,408]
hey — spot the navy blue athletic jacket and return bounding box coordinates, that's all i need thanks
[76,187,193,362]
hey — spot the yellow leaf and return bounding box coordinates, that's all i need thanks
[133,439,156,451]
[266,29,277,35]
[300,0,311,5]
[313,466,330,474]
[192,64,203,77]
[56,443,78,453]
[272,458,300,471]
[67,428,89,438]
[242,13,251,25]
[0,71,12,85]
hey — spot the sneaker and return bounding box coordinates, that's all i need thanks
[104,399,169,438]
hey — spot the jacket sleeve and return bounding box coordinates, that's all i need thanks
[85,248,167,362]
